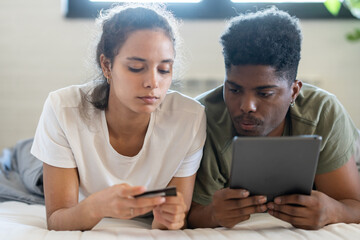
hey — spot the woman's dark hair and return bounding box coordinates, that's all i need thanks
[220,7,302,84]
[87,4,179,110]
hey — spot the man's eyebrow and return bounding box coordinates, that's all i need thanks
[256,85,279,90]
[225,80,242,88]
[226,80,279,90]
[126,57,174,63]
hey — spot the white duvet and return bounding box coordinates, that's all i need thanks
[0,201,359,240]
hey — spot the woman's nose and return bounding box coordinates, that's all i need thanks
[143,70,159,89]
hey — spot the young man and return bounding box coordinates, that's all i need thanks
[188,7,360,230]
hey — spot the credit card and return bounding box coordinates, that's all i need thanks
[134,186,177,198]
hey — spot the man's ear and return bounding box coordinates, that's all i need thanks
[291,80,302,100]
[100,54,111,78]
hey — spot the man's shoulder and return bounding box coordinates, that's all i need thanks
[299,83,336,102]
[196,85,234,150]
[294,84,358,175]
[196,85,224,106]
[195,85,229,119]
[291,83,341,127]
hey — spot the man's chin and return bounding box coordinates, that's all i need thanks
[236,129,262,137]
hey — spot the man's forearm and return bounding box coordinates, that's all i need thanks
[335,199,360,224]
[187,202,218,228]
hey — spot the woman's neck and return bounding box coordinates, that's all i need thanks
[105,104,151,156]
[105,106,150,139]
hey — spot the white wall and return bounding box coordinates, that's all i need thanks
[1,0,360,149]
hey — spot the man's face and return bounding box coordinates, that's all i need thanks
[224,65,300,137]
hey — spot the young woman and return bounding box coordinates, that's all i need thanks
[31,4,206,231]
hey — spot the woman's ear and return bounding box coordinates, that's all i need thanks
[291,80,302,100]
[100,54,111,78]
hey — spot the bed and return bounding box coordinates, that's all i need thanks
[1,201,360,240]
[1,137,360,240]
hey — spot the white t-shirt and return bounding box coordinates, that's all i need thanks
[31,84,206,199]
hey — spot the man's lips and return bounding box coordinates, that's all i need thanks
[239,121,258,131]
[138,96,159,104]
[234,116,262,131]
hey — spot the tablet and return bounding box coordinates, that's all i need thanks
[229,135,322,202]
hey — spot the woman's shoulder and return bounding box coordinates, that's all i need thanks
[47,82,94,108]
[159,90,204,114]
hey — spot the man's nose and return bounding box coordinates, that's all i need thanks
[239,95,257,113]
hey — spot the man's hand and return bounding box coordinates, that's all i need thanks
[267,190,338,230]
[210,188,267,228]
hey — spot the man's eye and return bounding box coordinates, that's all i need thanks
[128,67,143,73]
[258,92,274,97]
[229,88,240,93]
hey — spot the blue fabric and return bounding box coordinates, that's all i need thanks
[0,138,44,204]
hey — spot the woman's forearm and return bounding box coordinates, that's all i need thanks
[47,196,103,231]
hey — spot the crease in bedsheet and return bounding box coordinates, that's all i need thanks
[1,202,360,240]
[321,223,360,239]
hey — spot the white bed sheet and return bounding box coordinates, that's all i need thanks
[0,201,359,240]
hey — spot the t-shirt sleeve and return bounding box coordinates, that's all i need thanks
[192,132,230,206]
[315,96,359,174]
[30,94,77,168]
[173,109,206,177]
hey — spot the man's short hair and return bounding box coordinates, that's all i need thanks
[220,7,302,83]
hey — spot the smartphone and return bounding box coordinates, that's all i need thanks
[134,186,177,198]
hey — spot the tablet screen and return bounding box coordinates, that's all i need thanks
[229,135,322,202]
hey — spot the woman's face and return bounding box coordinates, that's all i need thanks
[105,29,174,115]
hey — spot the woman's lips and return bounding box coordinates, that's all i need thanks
[138,96,159,104]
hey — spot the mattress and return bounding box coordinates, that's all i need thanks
[1,201,359,240]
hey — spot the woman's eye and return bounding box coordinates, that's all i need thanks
[159,69,170,74]
[128,67,143,73]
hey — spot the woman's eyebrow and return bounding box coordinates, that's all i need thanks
[126,57,174,63]
[161,59,174,63]
[126,57,146,62]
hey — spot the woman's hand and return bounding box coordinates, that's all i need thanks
[152,191,187,230]
[43,163,166,231]
[92,183,165,220]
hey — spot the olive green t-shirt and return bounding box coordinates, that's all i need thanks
[193,83,359,206]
